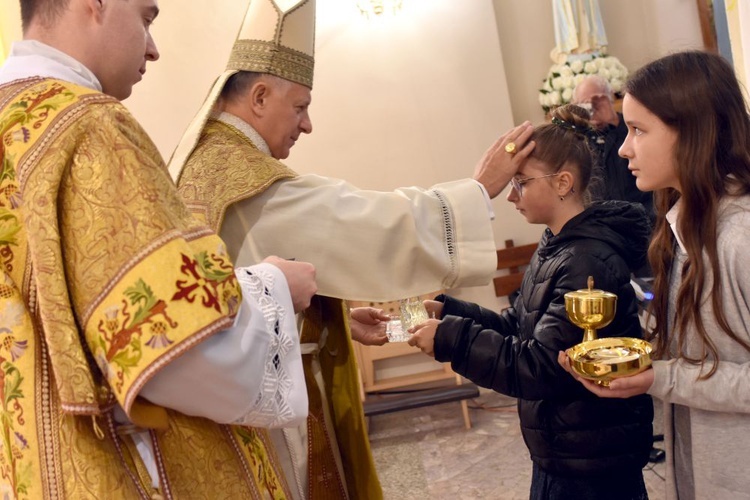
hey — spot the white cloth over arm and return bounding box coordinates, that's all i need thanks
[140,263,307,428]
[220,174,497,302]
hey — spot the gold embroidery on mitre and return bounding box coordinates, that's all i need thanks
[228,39,314,89]
[225,0,316,89]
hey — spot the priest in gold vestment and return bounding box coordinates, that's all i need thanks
[170,1,533,499]
[0,0,322,498]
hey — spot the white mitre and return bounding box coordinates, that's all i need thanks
[169,0,315,181]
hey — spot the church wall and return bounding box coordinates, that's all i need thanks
[493,0,705,127]
[285,0,530,312]
[0,0,706,315]
[0,0,20,57]
[0,0,528,311]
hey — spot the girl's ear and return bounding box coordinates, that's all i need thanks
[557,171,575,198]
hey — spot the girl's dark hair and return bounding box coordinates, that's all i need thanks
[627,50,750,375]
[530,104,596,198]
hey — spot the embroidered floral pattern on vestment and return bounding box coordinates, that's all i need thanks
[94,249,239,393]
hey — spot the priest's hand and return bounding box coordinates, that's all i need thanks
[407,319,441,357]
[349,307,390,346]
[558,351,654,398]
[473,121,535,198]
[263,256,317,313]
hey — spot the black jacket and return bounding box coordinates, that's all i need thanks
[434,201,653,478]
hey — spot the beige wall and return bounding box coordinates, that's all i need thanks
[125,0,249,160]
[0,0,705,311]
[0,0,21,55]
[283,0,536,311]
[494,0,705,126]
[120,0,537,311]
[726,0,750,94]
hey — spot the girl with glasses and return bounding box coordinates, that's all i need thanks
[409,104,653,500]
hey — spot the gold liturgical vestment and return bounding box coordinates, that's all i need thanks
[177,119,382,500]
[0,78,292,499]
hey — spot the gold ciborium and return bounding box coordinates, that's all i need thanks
[564,276,652,386]
[565,276,617,343]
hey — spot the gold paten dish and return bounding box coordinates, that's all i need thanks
[566,337,652,386]
[563,276,652,386]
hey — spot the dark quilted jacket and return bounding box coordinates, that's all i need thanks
[434,200,653,478]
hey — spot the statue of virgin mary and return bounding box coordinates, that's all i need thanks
[550,0,608,64]
[539,0,628,113]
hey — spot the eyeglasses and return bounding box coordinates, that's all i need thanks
[509,173,561,197]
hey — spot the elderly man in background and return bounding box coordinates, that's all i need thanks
[573,75,654,220]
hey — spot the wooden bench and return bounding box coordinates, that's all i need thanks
[494,239,538,303]
[362,383,480,417]
[349,292,477,429]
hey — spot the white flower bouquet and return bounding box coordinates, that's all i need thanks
[538,53,628,113]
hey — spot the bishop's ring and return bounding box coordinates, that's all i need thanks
[505,142,517,154]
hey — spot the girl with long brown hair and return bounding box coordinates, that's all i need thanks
[560,50,750,499]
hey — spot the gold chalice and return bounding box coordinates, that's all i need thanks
[564,277,652,386]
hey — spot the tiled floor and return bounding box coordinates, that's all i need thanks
[368,389,666,500]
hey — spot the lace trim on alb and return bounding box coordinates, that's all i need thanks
[232,268,296,427]
[432,189,458,285]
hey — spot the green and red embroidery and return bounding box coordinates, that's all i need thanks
[0,289,32,498]
[96,250,239,392]
[96,278,177,391]
[234,427,285,500]
[172,250,238,314]
[0,82,74,277]
[0,80,77,499]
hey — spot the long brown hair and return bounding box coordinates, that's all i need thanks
[626,51,750,375]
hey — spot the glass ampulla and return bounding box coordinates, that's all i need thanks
[385,318,410,343]
[399,297,429,331]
